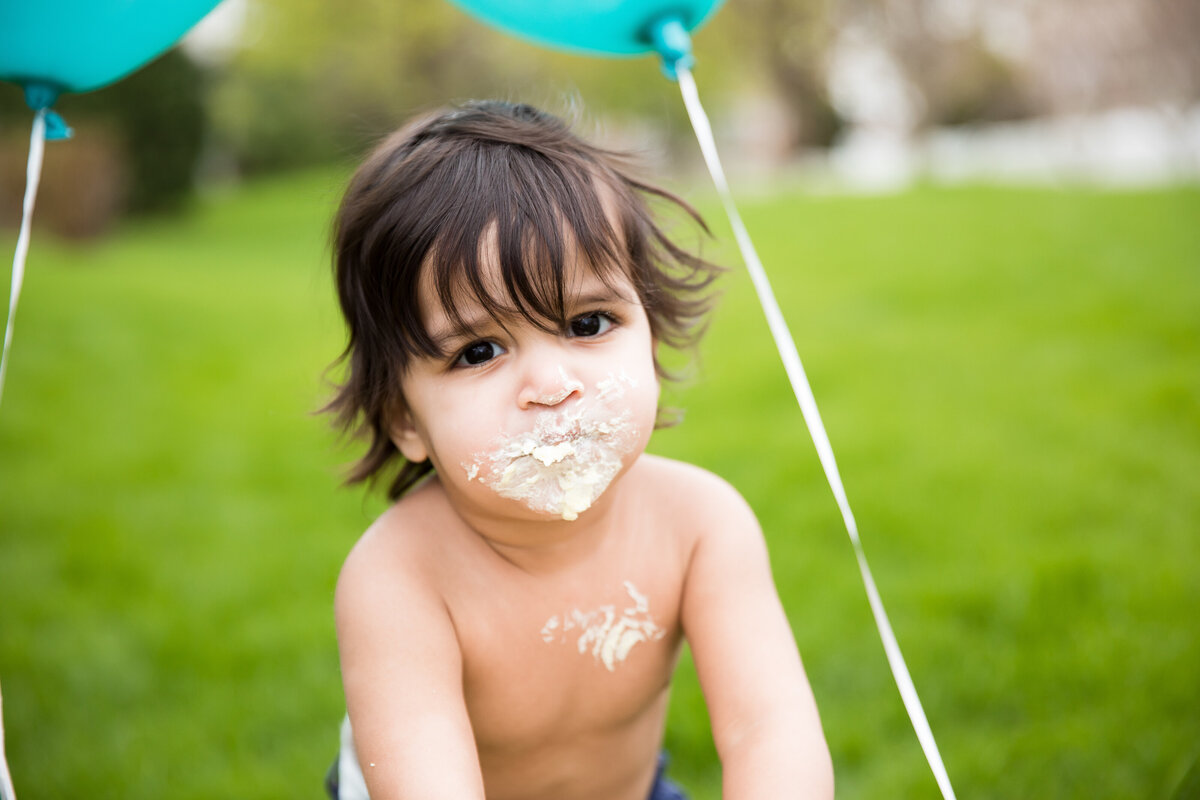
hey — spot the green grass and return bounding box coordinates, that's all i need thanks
[1,171,1197,799]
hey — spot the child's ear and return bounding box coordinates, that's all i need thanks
[389,407,429,464]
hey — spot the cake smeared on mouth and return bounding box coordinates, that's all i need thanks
[462,372,640,520]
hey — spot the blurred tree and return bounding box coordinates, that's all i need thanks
[890,32,1029,127]
[205,0,753,175]
[1019,0,1200,114]
[849,0,1031,129]
[857,0,1200,125]
[208,0,508,172]
[0,47,207,235]
[79,48,208,213]
[0,122,126,239]
[721,0,845,149]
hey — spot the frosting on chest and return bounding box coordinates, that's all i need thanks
[540,581,667,671]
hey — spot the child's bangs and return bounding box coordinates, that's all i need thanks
[424,160,632,350]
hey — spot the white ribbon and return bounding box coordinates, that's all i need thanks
[0,110,44,800]
[1,677,16,800]
[676,65,956,800]
[0,108,47,409]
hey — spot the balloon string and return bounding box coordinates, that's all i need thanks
[0,675,14,800]
[0,122,43,800]
[0,109,47,409]
[674,65,956,800]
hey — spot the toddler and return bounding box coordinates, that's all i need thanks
[325,100,832,800]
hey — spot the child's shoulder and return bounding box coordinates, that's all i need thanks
[631,453,759,532]
[335,480,458,593]
[633,451,736,490]
[630,455,767,590]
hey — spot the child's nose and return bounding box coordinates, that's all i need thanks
[517,362,584,409]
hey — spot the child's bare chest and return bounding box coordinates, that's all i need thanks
[447,569,684,749]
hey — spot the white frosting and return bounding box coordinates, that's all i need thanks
[532,366,585,406]
[462,372,640,521]
[541,581,666,671]
[596,369,638,401]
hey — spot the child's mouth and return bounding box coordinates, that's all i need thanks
[462,407,638,521]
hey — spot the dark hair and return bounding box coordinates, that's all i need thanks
[326,100,723,499]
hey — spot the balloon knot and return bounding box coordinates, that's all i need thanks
[22,82,59,112]
[646,15,695,81]
[22,83,73,140]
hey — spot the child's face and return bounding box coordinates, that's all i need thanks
[391,252,660,523]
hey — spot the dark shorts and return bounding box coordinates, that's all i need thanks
[648,753,690,800]
[325,751,689,800]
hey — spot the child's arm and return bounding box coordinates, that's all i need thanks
[680,472,834,799]
[334,531,486,800]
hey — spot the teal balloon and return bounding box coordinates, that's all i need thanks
[0,0,221,105]
[446,0,724,58]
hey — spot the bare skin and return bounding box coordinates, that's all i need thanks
[334,259,833,799]
[337,454,831,800]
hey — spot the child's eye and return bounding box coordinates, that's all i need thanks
[455,340,506,367]
[567,312,614,338]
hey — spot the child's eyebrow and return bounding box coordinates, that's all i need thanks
[569,288,637,308]
[425,308,497,350]
[429,321,488,351]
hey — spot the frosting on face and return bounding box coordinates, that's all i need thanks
[540,581,666,670]
[461,371,641,521]
[531,366,585,406]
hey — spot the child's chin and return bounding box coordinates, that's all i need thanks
[507,481,609,522]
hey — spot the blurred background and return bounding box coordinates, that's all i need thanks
[3,0,1199,234]
[0,0,1197,798]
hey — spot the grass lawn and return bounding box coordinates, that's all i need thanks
[1,168,1197,799]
